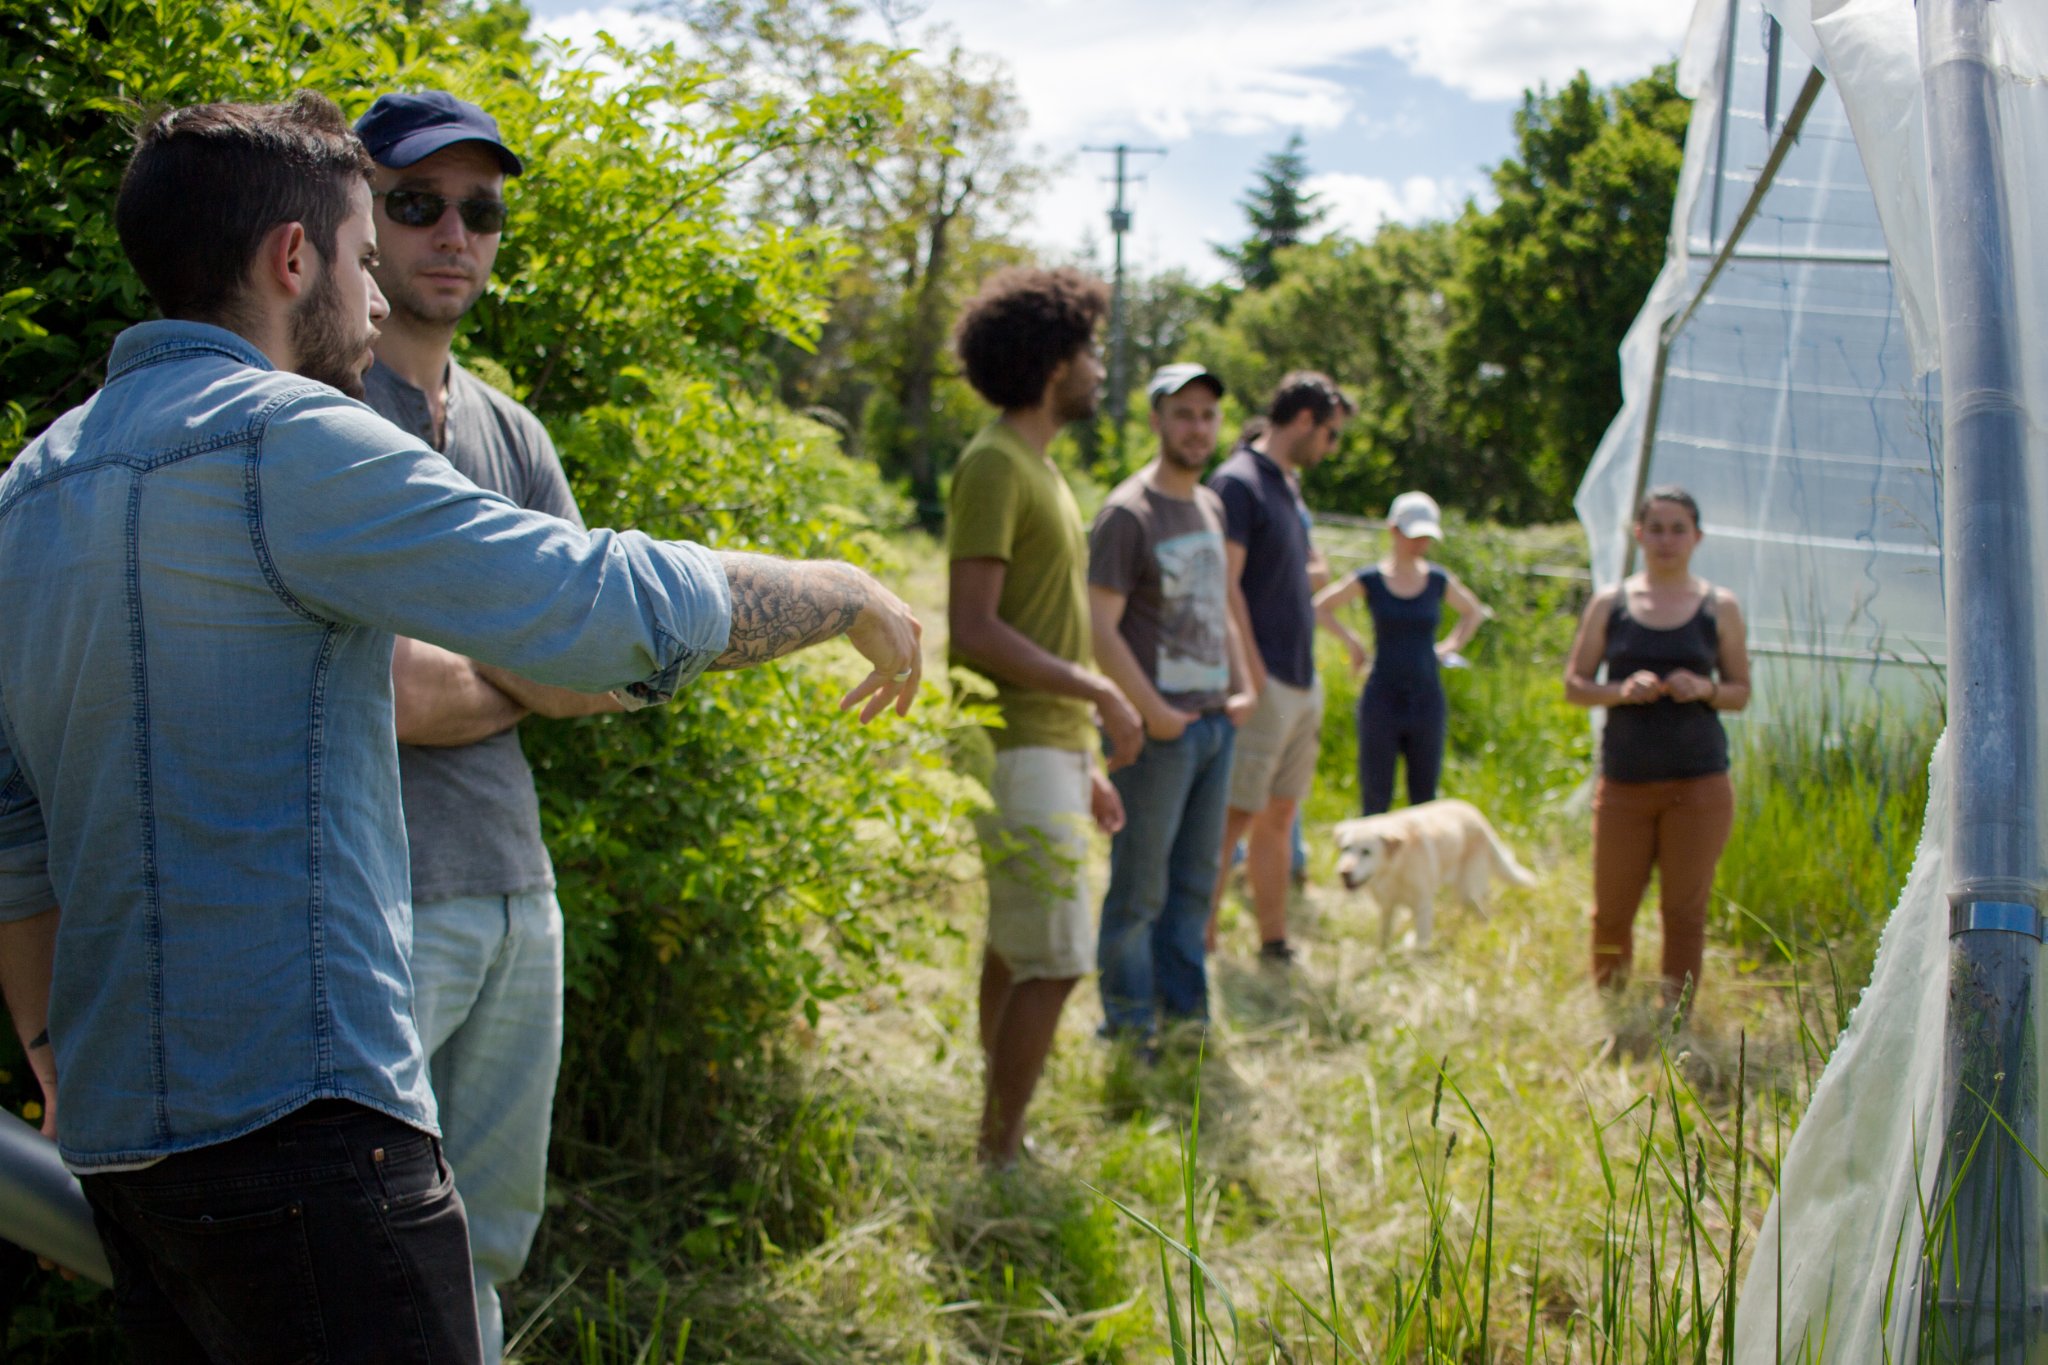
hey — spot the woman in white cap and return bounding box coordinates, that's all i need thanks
[1313,491,1490,814]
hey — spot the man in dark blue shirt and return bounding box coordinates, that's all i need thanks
[1205,372,1351,963]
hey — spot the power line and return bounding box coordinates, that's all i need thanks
[1082,143,1165,461]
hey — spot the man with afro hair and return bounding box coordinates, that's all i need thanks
[947,267,1143,1165]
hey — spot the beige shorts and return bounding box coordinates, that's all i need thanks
[1228,676,1324,812]
[976,746,1094,981]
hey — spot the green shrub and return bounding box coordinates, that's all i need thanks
[531,387,989,1175]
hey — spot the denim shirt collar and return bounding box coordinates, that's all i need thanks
[106,319,277,383]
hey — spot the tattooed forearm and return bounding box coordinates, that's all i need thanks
[709,552,868,670]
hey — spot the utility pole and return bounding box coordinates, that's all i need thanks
[1083,143,1164,464]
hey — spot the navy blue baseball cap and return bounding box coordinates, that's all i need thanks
[354,92,524,176]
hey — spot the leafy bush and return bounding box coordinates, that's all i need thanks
[529,386,988,1172]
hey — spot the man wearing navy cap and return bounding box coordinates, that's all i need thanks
[354,90,602,1364]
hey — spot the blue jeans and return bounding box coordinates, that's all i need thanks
[1098,713,1236,1036]
[82,1101,480,1363]
[412,889,565,1365]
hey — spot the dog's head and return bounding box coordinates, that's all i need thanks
[1333,818,1405,891]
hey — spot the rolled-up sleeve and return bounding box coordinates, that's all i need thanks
[257,394,731,703]
[0,715,56,923]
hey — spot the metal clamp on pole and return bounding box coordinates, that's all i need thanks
[1950,899,2047,939]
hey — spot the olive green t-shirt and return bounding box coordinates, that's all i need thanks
[947,420,1094,752]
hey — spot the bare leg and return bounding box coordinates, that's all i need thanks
[978,973,1078,1165]
[1206,805,1260,950]
[1247,796,1300,947]
[978,950,1013,1059]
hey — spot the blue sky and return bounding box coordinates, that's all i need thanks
[526,0,1698,281]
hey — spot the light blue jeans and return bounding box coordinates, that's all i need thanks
[412,888,565,1365]
[1098,713,1237,1036]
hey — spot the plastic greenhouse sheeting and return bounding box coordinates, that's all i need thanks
[1688,0,2048,1360]
[1574,0,1944,718]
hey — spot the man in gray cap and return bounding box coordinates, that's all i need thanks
[355,90,614,1362]
[1086,364,1254,1044]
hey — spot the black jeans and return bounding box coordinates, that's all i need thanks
[1357,681,1447,816]
[81,1100,481,1364]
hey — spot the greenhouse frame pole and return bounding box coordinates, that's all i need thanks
[1920,0,2042,1357]
[1622,59,1825,577]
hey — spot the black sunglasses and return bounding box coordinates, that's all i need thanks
[378,189,508,234]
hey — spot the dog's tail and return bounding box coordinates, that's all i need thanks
[1488,826,1538,886]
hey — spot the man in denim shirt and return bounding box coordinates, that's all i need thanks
[0,93,920,1362]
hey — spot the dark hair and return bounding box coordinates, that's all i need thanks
[953,267,1109,410]
[116,91,373,321]
[1266,369,1351,428]
[1635,484,1702,529]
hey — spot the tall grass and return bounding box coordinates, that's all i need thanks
[1716,699,1939,1012]
[1109,1041,1763,1363]
[487,525,1942,1363]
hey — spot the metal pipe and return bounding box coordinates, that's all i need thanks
[0,1109,109,1285]
[1920,0,2041,1357]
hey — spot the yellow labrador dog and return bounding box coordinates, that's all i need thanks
[1333,799,1536,948]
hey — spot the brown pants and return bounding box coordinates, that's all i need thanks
[1590,772,1735,999]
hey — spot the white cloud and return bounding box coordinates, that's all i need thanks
[526,0,1693,276]
[919,0,1694,138]
[1306,172,1483,237]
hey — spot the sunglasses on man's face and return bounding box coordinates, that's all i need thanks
[377,189,508,235]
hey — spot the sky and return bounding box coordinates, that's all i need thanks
[526,0,1700,283]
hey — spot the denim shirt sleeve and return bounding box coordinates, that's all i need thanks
[256,391,732,701]
[0,710,57,923]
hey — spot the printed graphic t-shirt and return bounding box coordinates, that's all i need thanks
[1088,473,1231,713]
[947,420,1094,752]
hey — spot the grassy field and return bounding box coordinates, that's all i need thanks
[503,520,1942,1363]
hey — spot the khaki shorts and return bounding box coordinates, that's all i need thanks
[1228,676,1324,812]
[977,746,1094,981]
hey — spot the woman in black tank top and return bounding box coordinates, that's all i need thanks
[1564,487,1752,1009]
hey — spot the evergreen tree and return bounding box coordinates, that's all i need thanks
[1220,132,1327,290]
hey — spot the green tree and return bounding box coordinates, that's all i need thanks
[1189,225,1464,517]
[1219,131,1327,291]
[666,1,1040,524]
[1442,66,1688,521]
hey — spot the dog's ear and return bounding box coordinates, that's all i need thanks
[1380,830,1405,852]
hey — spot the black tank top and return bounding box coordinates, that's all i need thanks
[1600,589,1729,782]
[1360,566,1446,697]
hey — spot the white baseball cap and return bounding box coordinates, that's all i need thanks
[1146,362,1225,406]
[1388,491,1444,540]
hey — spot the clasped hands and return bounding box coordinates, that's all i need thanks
[1617,668,1715,704]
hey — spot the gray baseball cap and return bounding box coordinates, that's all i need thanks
[1146,362,1225,406]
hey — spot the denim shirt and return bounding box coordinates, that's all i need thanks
[0,321,732,1168]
